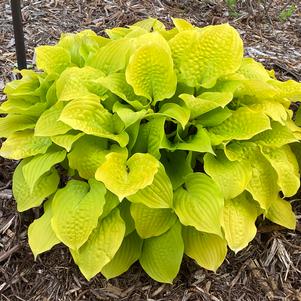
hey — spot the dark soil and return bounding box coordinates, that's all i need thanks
[0,1,301,300]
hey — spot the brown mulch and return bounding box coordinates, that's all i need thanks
[0,0,301,300]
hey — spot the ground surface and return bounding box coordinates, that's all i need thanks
[0,1,301,300]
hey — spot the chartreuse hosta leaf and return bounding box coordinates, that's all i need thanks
[169,24,243,88]
[56,66,107,101]
[162,125,214,154]
[59,95,128,147]
[13,160,59,212]
[68,135,109,179]
[28,199,60,259]
[35,102,71,136]
[126,33,177,103]
[222,192,258,253]
[139,221,184,283]
[51,179,106,250]
[71,208,125,280]
[204,151,252,200]
[180,91,233,119]
[251,121,298,147]
[174,173,224,236]
[35,45,71,74]
[51,131,84,152]
[208,107,271,145]
[96,151,160,201]
[266,197,296,230]
[0,114,36,138]
[127,164,173,208]
[133,117,166,159]
[130,203,176,238]
[238,58,271,81]
[101,231,143,279]
[172,17,194,31]
[246,150,279,210]
[182,226,227,272]
[261,145,300,197]
[0,130,52,160]
[119,200,136,236]
[22,148,66,192]
[161,151,193,190]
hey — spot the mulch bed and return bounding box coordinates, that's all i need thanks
[0,1,301,300]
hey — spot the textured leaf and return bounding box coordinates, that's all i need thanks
[59,95,128,147]
[182,226,227,271]
[169,24,243,88]
[96,152,160,200]
[13,160,59,212]
[251,121,297,147]
[204,151,252,200]
[133,117,165,159]
[28,199,60,258]
[56,66,106,101]
[162,125,213,154]
[127,164,173,208]
[246,151,279,210]
[156,103,190,129]
[35,45,71,74]
[0,130,52,160]
[101,231,143,279]
[22,149,66,192]
[266,197,296,230]
[261,146,300,197]
[222,192,258,253]
[72,208,125,280]
[174,173,224,236]
[238,58,271,81]
[197,107,232,127]
[51,131,84,151]
[180,91,233,119]
[86,38,133,74]
[208,107,271,144]
[113,102,148,128]
[51,179,106,250]
[35,102,71,136]
[130,203,176,238]
[160,151,193,189]
[0,114,36,138]
[68,136,109,179]
[97,73,149,110]
[126,34,177,103]
[139,221,184,283]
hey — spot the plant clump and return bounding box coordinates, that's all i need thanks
[1,17,301,283]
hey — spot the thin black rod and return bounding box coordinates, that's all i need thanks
[10,0,27,70]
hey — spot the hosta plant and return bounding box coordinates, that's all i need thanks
[1,17,301,283]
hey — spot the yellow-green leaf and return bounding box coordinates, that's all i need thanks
[139,221,184,283]
[101,231,143,279]
[51,179,107,250]
[169,24,243,88]
[222,192,258,253]
[182,226,227,272]
[266,197,296,230]
[130,203,176,238]
[13,160,59,212]
[72,208,125,280]
[126,34,177,103]
[28,199,60,259]
[68,135,109,179]
[95,152,160,201]
[0,130,52,160]
[127,164,173,208]
[174,173,224,236]
[204,151,252,200]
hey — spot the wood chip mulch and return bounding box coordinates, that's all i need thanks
[0,1,301,300]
